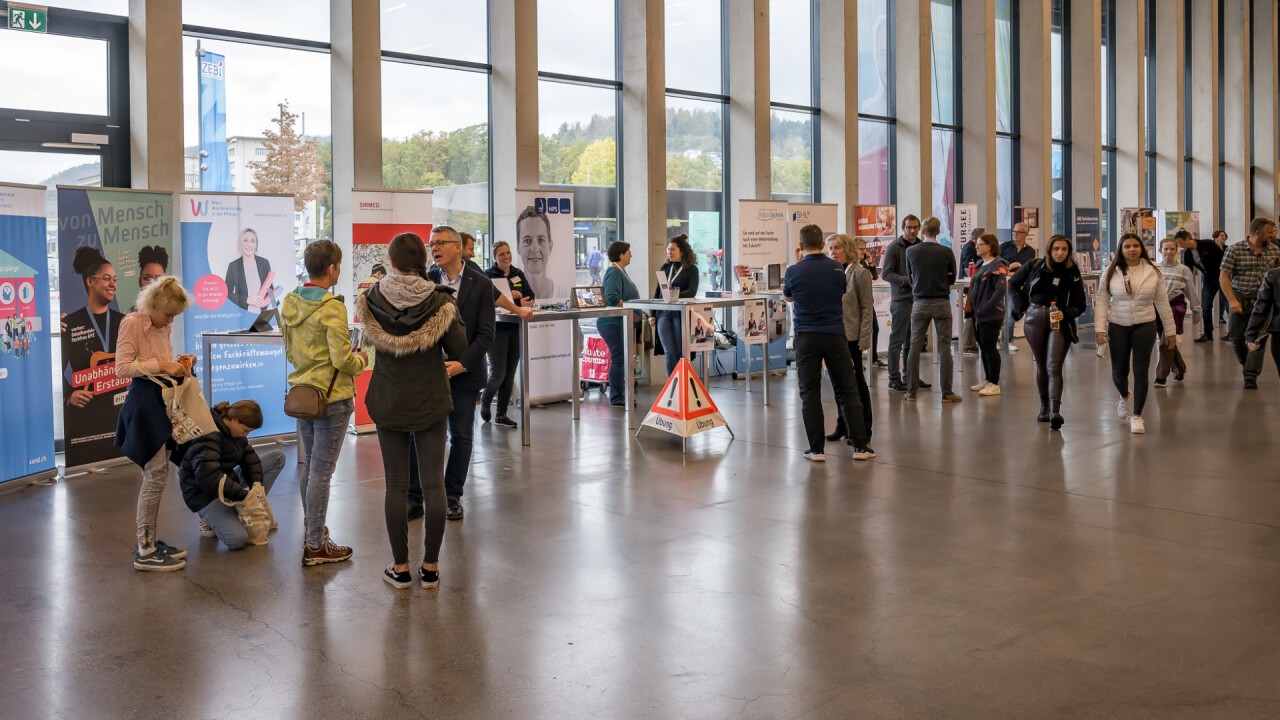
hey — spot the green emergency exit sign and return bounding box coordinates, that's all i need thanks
[8,4,48,33]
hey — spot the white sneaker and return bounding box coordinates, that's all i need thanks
[970,381,990,391]
[198,517,216,538]
[1008,344,1019,352]
[978,383,1002,396]
[803,450,826,463]
[1129,415,1146,434]
[1116,397,1131,420]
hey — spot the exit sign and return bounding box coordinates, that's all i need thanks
[8,4,48,33]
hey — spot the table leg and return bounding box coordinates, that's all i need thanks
[202,340,213,399]
[624,311,634,431]
[763,305,771,407]
[520,320,531,447]
[572,318,581,421]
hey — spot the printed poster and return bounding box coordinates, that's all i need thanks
[736,200,788,270]
[736,299,767,345]
[854,205,897,238]
[1074,208,1102,273]
[737,298,788,373]
[1120,207,1157,253]
[1162,210,1201,240]
[787,203,839,267]
[57,187,174,470]
[688,304,716,352]
[1014,206,1041,252]
[0,183,56,485]
[180,193,295,437]
[514,189,576,404]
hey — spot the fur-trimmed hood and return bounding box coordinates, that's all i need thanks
[357,282,459,357]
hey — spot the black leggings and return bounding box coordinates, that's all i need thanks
[833,340,874,441]
[378,423,447,566]
[483,326,521,415]
[1108,321,1157,415]
[975,319,1003,384]
[1023,306,1072,401]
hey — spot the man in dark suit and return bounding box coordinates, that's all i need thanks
[406,226,495,521]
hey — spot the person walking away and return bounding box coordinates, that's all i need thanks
[1155,237,1201,387]
[879,215,929,391]
[114,276,195,571]
[967,234,1008,397]
[282,240,369,565]
[1009,235,1088,430]
[1220,217,1280,388]
[904,217,960,403]
[1244,266,1280,380]
[650,234,700,379]
[785,224,873,462]
[824,234,875,445]
[359,233,469,589]
[1095,233,1176,434]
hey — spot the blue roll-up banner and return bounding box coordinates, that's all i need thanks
[198,51,232,192]
[0,184,56,486]
[180,193,296,436]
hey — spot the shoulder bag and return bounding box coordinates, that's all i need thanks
[281,296,343,420]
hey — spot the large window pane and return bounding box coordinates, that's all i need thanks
[858,0,893,116]
[997,136,1013,237]
[1052,143,1065,233]
[996,0,1013,134]
[667,96,725,293]
[380,1,487,64]
[1052,28,1064,140]
[931,128,957,246]
[0,33,108,115]
[665,0,721,93]
[183,0,329,42]
[930,0,957,126]
[858,119,892,205]
[538,0,615,80]
[770,109,813,201]
[183,37,334,248]
[769,0,812,107]
[539,81,618,285]
[382,62,490,238]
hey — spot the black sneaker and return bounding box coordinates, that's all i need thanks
[133,548,186,572]
[1245,377,1259,389]
[494,415,518,429]
[888,381,908,393]
[851,446,876,461]
[155,540,187,560]
[383,564,412,589]
[480,404,492,423]
[419,566,440,589]
[446,498,464,521]
[917,379,932,389]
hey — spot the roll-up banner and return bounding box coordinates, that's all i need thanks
[1074,208,1102,274]
[514,189,576,404]
[57,187,174,471]
[786,202,840,263]
[1014,206,1041,253]
[736,200,788,285]
[854,205,897,353]
[0,183,56,487]
[1119,207,1156,254]
[351,189,433,431]
[950,204,979,336]
[180,192,296,437]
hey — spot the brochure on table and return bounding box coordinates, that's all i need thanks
[351,189,433,432]
[0,183,56,486]
[515,189,576,404]
[58,186,174,472]
[180,192,295,437]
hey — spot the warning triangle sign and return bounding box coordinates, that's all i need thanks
[640,358,729,438]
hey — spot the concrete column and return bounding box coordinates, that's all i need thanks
[1222,0,1249,237]
[1251,0,1277,220]
[1070,0,1103,210]
[818,0,857,231]
[1189,0,1219,232]
[127,0,184,193]
[619,0,666,292]
[728,0,770,244]
[895,0,932,218]
[1020,0,1054,235]
[492,0,541,239]
[961,0,996,231]
[1153,0,1185,209]
[1113,0,1146,210]
[330,0,382,305]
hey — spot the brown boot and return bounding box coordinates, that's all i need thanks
[302,537,353,566]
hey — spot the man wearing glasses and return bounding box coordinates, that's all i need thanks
[1000,223,1037,350]
[879,215,930,392]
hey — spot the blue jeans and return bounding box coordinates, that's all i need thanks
[297,398,354,548]
[598,321,626,404]
[656,312,683,378]
[197,449,286,550]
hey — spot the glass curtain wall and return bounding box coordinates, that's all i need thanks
[996,0,1016,243]
[380,2,491,256]
[769,0,817,203]
[538,0,620,286]
[1144,0,1157,204]
[858,0,895,205]
[1101,0,1117,248]
[930,0,960,245]
[666,0,727,292]
[1051,0,1070,233]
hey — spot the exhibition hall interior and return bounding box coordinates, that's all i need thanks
[3,0,1280,717]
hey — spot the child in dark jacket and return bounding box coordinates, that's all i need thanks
[178,400,285,551]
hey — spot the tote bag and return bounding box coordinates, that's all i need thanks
[145,372,219,444]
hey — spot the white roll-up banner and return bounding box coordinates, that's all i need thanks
[514,189,576,404]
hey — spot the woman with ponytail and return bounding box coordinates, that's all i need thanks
[177,400,286,551]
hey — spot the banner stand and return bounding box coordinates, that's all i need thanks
[62,456,133,479]
[0,468,58,496]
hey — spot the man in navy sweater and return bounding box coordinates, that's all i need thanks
[784,224,874,463]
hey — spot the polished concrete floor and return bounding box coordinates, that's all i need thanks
[4,335,1280,719]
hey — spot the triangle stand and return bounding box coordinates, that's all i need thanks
[635,358,734,454]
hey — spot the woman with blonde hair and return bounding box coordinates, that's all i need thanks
[114,276,196,571]
[824,233,875,451]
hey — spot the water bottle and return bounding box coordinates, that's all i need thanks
[1049,301,1060,330]
[968,261,975,277]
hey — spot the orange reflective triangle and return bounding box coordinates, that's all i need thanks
[644,358,720,420]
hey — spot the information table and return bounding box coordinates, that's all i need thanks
[625,296,777,406]
[496,306,636,447]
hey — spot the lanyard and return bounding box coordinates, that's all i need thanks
[86,310,110,350]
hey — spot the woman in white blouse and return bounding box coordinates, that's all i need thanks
[1096,233,1176,434]
[1155,237,1202,387]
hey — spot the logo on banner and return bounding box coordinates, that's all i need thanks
[189,199,210,217]
[532,197,572,216]
[18,280,35,305]
[756,208,785,222]
[0,282,13,306]
[200,60,225,78]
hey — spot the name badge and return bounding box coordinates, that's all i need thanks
[1052,278,1060,286]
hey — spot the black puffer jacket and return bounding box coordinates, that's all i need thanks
[177,415,263,513]
[356,275,468,432]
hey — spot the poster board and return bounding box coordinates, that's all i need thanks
[180,192,296,438]
[1074,208,1102,273]
[1161,210,1201,240]
[1120,207,1157,253]
[1014,206,1041,253]
[57,187,174,471]
[515,189,576,404]
[736,200,789,271]
[0,183,56,486]
[854,205,898,272]
[787,202,840,266]
[351,189,433,432]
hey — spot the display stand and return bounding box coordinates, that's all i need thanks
[200,331,296,444]
[496,306,636,448]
